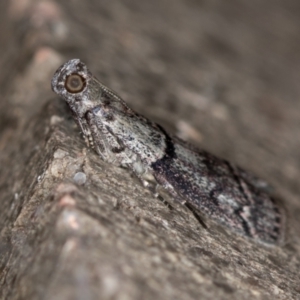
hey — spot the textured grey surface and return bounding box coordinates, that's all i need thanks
[0,0,300,299]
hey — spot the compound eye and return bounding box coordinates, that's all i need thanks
[65,74,86,93]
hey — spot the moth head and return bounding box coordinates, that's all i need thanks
[51,58,90,104]
[52,59,132,121]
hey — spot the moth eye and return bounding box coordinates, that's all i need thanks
[65,74,86,93]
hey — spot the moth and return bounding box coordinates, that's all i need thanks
[51,59,285,245]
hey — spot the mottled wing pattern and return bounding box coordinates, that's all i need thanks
[152,137,284,245]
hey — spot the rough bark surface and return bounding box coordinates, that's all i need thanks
[1,1,300,299]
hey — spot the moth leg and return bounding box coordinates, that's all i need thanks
[184,203,208,229]
[86,113,121,164]
[152,172,207,227]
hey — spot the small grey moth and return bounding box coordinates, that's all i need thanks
[51,59,285,245]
